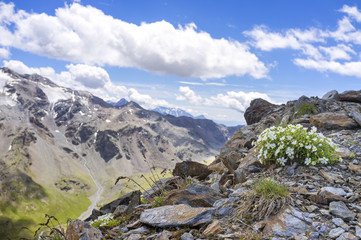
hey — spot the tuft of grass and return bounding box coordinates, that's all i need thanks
[253,177,288,199]
[231,178,292,223]
[295,103,317,117]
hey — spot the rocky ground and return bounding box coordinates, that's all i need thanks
[62,90,361,240]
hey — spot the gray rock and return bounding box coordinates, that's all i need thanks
[125,234,142,240]
[66,219,103,240]
[351,110,361,127]
[139,204,215,228]
[336,232,357,240]
[263,207,312,237]
[332,218,349,230]
[180,232,194,240]
[321,187,347,197]
[323,90,339,100]
[329,201,356,222]
[329,227,345,239]
[356,225,361,238]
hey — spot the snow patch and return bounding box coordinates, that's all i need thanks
[39,83,72,103]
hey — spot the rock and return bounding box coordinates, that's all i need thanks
[356,225,361,238]
[329,201,356,222]
[332,218,349,231]
[154,230,172,240]
[100,190,141,215]
[320,187,346,197]
[319,187,348,202]
[262,207,312,237]
[125,234,142,240]
[139,204,215,228]
[339,90,361,103]
[173,161,211,180]
[323,90,339,100]
[336,232,357,240]
[349,163,361,173]
[123,226,150,236]
[329,227,345,239]
[162,184,221,207]
[351,110,361,126]
[180,232,194,240]
[244,98,277,125]
[320,170,339,184]
[66,219,103,240]
[310,113,358,130]
[203,220,225,236]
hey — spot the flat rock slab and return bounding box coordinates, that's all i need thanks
[140,204,215,228]
[329,201,356,222]
[310,113,358,130]
[263,207,312,237]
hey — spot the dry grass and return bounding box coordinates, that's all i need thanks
[231,178,293,223]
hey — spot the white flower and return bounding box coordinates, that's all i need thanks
[311,126,317,132]
[305,158,311,165]
[292,140,297,145]
[278,157,287,166]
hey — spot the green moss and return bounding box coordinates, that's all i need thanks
[295,103,317,117]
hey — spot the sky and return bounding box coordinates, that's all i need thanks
[0,1,361,125]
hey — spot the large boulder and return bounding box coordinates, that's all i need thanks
[140,204,215,228]
[244,98,277,125]
[173,161,211,180]
[322,90,339,100]
[99,190,141,215]
[338,90,361,103]
[163,184,221,207]
[329,201,356,222]
[310,113,358,130]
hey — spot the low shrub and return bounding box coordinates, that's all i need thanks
[254,124,341,166]
[295,103,317,117]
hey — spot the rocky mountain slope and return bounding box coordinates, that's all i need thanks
[0,67,239,239]
[61,89,361,240]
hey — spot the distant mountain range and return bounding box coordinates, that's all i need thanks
[0,67,241,238]
[107,99,206,119]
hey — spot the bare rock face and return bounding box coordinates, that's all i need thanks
[139,204,215,228]
[173,161,211,180]
[244,98,277,125]
[322,90,340,100]
[310,113,358,130]
[339,90,361,103]
[66,219,102,240]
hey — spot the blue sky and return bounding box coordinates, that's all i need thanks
[1,0,361,125]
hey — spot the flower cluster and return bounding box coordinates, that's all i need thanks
[89,213,120,228]
[254,124,341,166]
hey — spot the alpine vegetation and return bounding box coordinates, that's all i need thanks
[254,124,341,166]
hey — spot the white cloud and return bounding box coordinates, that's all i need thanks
[319,44,355,61]
[294,58,361,78]
[205,91,272,112]
[244,5,361,79]
[2,60,170,108]
[176,86,202,105]
[177,86,272,112]
[340,5,361,22]
[0,47,10,59]
[0,2,268,79]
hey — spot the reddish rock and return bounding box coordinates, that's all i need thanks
[244,98,277,125]
[173,161,211,180]
[310,113,358,130]
[66,219,102,240]
[339,90,361,103]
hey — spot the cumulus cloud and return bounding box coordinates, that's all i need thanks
[340,5,361,22]
[177,86,272,112]
[2,60,170,108]
[244,5,361,78]
[0,47,9,59]
[294,58,361,78]
[176,86,203,105]
[0,2,268,79]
